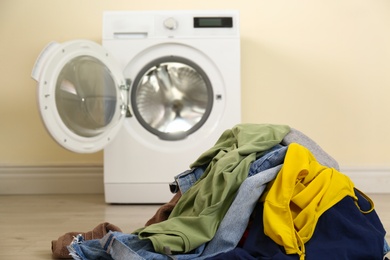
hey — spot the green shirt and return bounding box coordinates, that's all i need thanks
[135,123,291,254]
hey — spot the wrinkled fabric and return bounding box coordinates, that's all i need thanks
[145,191,182,226]
[66,143,288,260]
[198,145,287,259]
[199,164,283,259]
[263,143,356,258]
[135,124,290,254]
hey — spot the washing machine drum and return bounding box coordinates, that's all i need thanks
[131,57,213,140]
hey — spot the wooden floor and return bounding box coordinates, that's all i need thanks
[1,194,389,259]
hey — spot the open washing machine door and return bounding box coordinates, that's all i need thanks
[32,40,215,153]
[31,40,128,153]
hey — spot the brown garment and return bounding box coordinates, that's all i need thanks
[51,222,122,259]
[145,191,182,226]
[51,192,182,259]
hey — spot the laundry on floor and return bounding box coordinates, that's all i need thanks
[51,124,390,260]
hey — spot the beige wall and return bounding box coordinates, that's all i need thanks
[0,0,389,169]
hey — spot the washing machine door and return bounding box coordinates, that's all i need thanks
[31,40,128,153]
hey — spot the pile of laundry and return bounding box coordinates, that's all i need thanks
[52,124,390,259]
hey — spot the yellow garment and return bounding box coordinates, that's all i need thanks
[263,143,357,259]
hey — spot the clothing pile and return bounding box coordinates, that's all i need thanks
[52,124,390,259]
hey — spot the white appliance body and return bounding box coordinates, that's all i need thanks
[32,10,241,203]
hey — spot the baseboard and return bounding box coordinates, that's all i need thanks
[0,165,104,194]
[0,165,388,195]
[340,166,390,194]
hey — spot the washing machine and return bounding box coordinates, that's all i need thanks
[31,10,241,203]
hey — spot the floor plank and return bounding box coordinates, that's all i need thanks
[1,194,389,259]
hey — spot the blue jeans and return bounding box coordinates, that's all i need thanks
[172,166,206,194]
[68,231,205,260]
[384,238,390,256]
[248,144,287,177]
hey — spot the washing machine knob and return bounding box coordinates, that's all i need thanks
[164,17,178,30]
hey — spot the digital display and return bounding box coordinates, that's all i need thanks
[194,17,233,28]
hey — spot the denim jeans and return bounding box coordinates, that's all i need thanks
[384,238,390,256]
[68,231,205,260]
[248,145,287,177]
[171,166,206,194]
